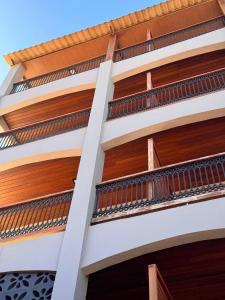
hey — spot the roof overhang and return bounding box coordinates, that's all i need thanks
[4,0,209,66]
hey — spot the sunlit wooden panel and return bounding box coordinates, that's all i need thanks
[23,36,109,79]
[0,157,80,207]
[103,117,225,181]
[4,89,94,129]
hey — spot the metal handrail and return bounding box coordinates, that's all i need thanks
[114,16,225,62]
[108,68,225,119]
[0,190,73,240]
[10,55,105,94]
[93,152,225,219]
[0,107,91,149]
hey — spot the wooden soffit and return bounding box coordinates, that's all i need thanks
[4,0,210,66]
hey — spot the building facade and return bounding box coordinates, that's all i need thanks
[0,0,225,299]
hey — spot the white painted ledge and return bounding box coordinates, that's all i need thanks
[102,89,225,150]
[0,68,98,115]
[0,232,64,273]
[82,197,225,274]
[0,127,85,169]
[112,28,225,82]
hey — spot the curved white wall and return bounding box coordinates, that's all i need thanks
[0,68,98,115]
[112,28,225,82]
[102,89,225,149]
[0,232,64,273]
[82,197,225,274]
[0,127,86,169]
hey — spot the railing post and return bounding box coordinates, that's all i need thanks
[51,60,114,300]
[218,0,225,15]
[147,139,160,201]
[0,64,24,97]
[146,29,158,108]
[105,34,117,61]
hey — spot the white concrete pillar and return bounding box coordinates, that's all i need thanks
[0,64,24,97]
[51,60,114,300]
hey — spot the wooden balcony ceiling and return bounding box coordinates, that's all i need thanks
[103,117,225,181]
[0,157,80,207]
[114,49,225,98]
[4,89,94,129]
[87,238,225,300]
[5,0,221,79]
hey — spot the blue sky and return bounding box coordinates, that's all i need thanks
[0,0,161,85]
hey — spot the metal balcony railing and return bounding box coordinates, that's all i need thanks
[114,16,225,62]
[0,190,73,240]
[93,153,225,221]
[108,68,225,119]
[0,108,90,150]
[10,55,105,94]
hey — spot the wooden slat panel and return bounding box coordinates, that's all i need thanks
[4,89,94,129]
[87,239,225,300]
[103,117,225,181]
[0,157,80,207]
[114,49,225,99]
[151,49,225,87]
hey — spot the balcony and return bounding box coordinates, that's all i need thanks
[93,152,225,223]
[8,17,224,95]
[0,108,90,150]
[10,55,105,94]
[114,16,225,62]
[0,190,73,241]
[108,68,225,120]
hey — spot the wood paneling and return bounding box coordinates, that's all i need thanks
[116,0,221,49]
[23,36,109,79]
[0,157,80,207]
[87,238,225,300]
[148,0,222,38]
[4,89,94,129]
[114,72,146,99]
[114,49,225,98]
[151,49,225,87]
[103,117,225,181]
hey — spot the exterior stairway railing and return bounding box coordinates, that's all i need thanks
[93,153,225,221]
[108,68,225,119]
[0,190,73,240]
[0,108,90,149]
[10,55,105,94]
[114,16,225,62]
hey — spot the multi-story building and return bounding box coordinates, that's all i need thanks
[0,0,225,298]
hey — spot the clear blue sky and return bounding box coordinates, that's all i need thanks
[0,0,161,85]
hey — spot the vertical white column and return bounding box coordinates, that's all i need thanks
[51,60,114,300]
[0,64,24,97]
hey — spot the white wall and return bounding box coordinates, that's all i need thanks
[102,89,225,149]
[82,197,225,274]
[0,127,86,167]
[0,232,64,273]
[0,68,98,115]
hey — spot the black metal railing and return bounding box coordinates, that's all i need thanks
[93,153,225,220]
[0,108,90,150]
[108,68,225,119]
[10,55,105,94]
[0,190,73,240]
[114,17,225,62]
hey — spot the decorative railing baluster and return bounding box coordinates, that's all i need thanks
[93,153,225,222]
[0,108,91,150]
[0,190,73,240]
[108,68,225,119]
[10,55,105,94]
[114,17,225,62]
